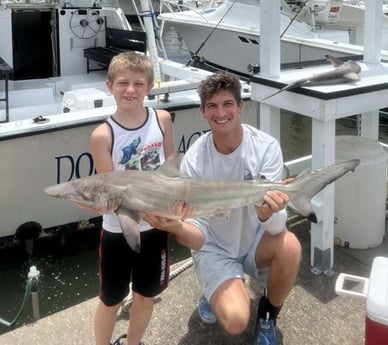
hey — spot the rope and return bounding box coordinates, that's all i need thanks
[281,0,308,38]
[121,257,193,312]
[169,257,193,280]
[187,0,236,66]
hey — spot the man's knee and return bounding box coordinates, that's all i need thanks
[221,314,249,335]
[256,228,301,266]
[282,230,302,264]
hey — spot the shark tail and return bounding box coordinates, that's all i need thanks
[286,159,360,223]
[288,195,318,223]
[260,78,309,102]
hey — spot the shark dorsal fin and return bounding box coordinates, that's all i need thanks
[325,55,343,67]
[156,152,182,177]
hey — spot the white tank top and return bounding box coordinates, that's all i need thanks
[103,107,166,233]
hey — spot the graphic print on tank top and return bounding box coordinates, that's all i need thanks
[108,108,165,172]
[119,136,141,165]
[119,137,163,171]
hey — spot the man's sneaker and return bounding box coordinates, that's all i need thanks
[197,295,216,324]
[254,312,279,345]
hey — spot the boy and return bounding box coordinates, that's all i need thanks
[145,71,301,345]
[90,52,174,345]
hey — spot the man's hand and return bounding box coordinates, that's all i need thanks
[145,201,204,250]
[169,201,193,219]
[144,214,180,233]
[256,188,290,222]
[144,201,193,234]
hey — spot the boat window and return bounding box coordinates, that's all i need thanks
[238,36,249,43]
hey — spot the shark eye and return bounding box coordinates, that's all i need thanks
[79,184,103,202]
[80,191,94,201]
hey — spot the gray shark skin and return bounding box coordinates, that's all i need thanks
[260,55,361,102]
[45,154,360,252]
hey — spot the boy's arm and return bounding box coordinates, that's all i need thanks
[90,123,114,174]
[156,109,174,157]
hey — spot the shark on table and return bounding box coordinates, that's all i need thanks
[260,54,362,102]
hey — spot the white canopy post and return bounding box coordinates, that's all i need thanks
[258,0,281,140]
[360,0,383,139]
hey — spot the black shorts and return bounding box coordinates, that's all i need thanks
[98,228,169,306]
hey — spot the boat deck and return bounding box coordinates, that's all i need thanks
[0,215,386,345]
[0,71,108,122]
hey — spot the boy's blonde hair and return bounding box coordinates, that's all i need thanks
[107,52,154,85]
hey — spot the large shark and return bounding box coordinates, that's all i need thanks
[260,55,361,102]
[45,155,360,252]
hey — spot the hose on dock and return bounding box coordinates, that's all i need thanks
[0,266,40,327]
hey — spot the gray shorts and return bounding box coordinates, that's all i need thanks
[192,228,268,301]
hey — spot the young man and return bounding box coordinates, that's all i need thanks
[90,52,174,345]
[144,71,301,345]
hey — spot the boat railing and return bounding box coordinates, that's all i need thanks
[158,0,221,14]
[0,0,58,8]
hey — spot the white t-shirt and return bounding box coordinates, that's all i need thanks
[182,124,287,258]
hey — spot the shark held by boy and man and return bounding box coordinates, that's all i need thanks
[45,154,360,252]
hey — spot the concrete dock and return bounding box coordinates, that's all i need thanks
[0,218,386,345]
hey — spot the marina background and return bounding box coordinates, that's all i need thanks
[1,19,388,337]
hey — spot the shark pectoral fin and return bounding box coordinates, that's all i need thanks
[288,195,318,223]
[211,210,232,220]
[344,72,360,81]
[116,209,142,253]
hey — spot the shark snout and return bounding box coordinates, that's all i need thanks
[44,182,75,199]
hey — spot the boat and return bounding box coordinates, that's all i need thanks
[342,0,388,14]
[117,0,214,19]
[0,0,257,247]
[158,0,388,78]
[295,0,388,47]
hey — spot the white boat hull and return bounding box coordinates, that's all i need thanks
[158,0,385,77]
[0,0,256,245]
[166,20,358,77]
[0,97,257,244]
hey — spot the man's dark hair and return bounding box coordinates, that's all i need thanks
[198,71,242,110]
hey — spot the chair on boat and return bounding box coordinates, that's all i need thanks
[83,27,147,73]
